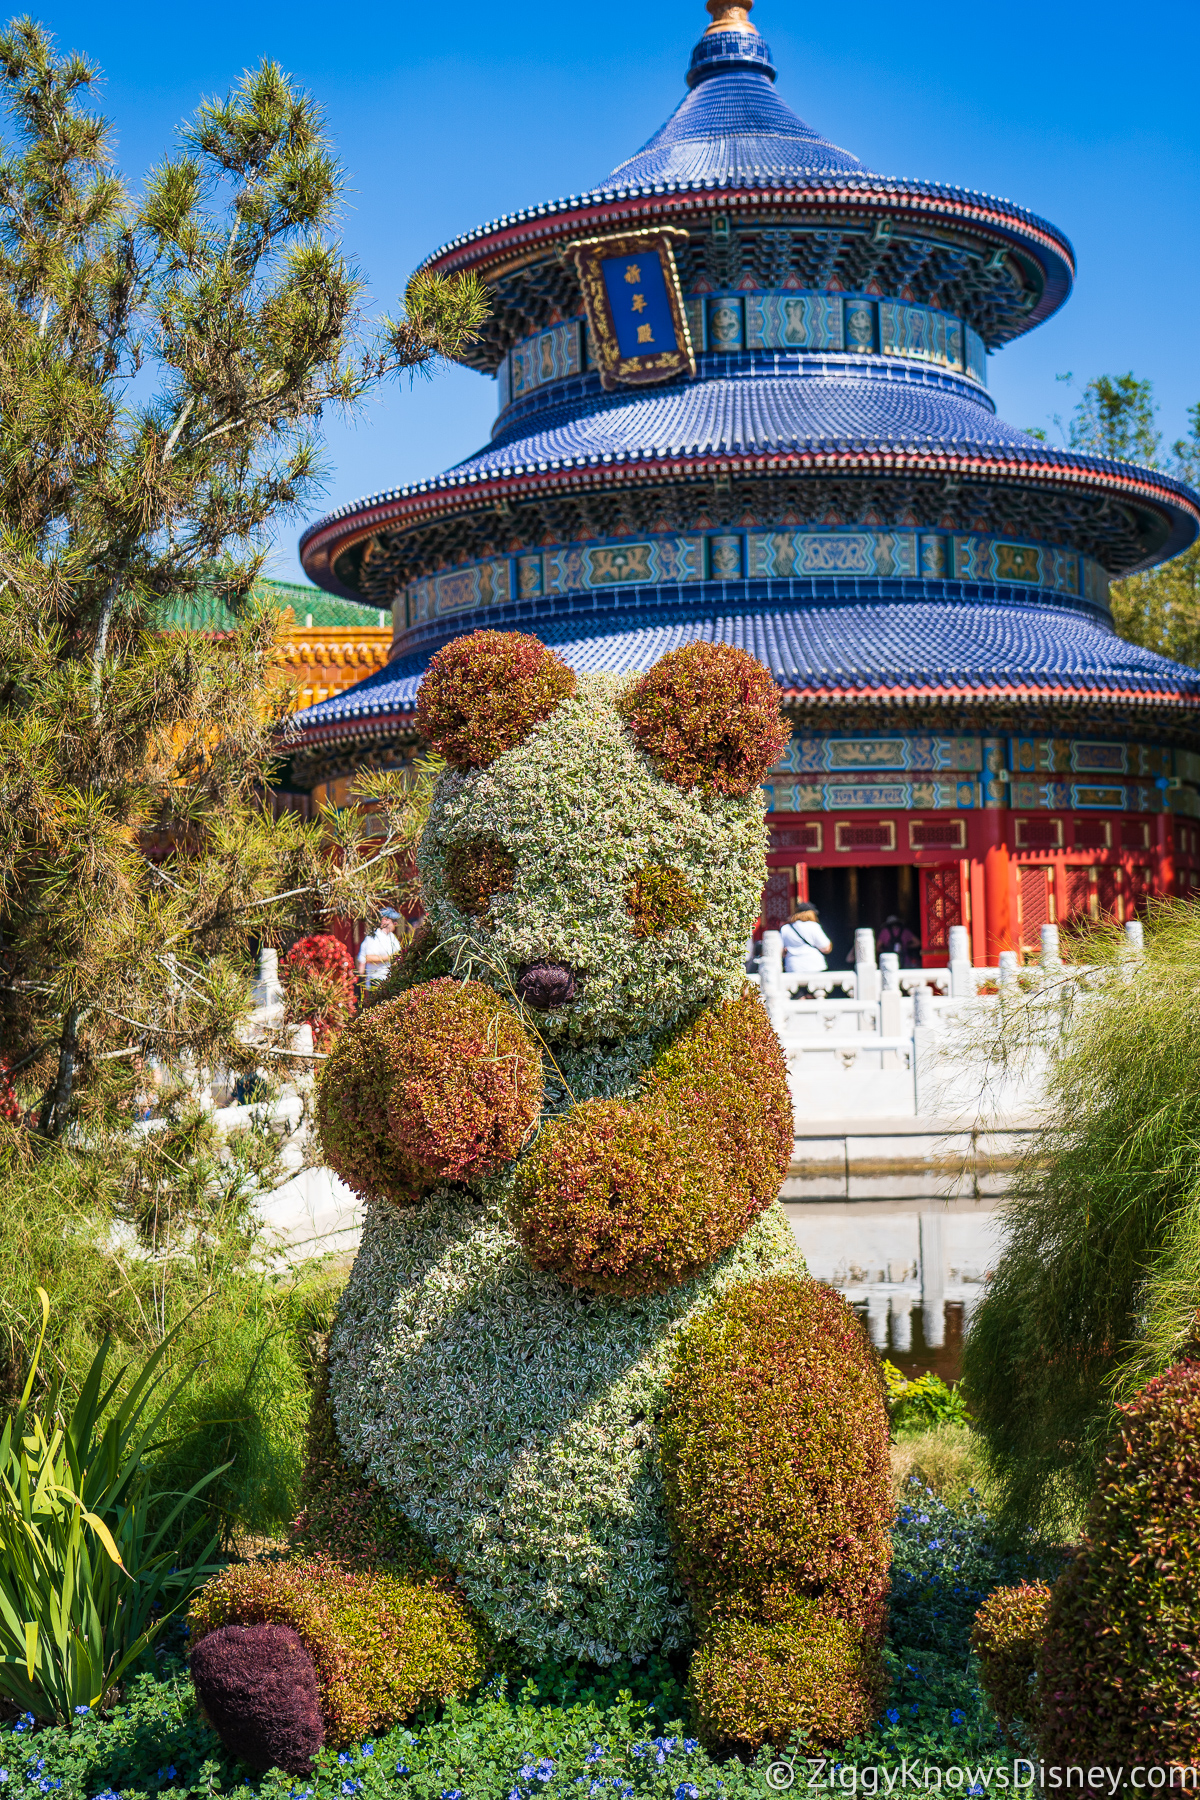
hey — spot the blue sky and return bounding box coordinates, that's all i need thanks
[29,0,1200,586]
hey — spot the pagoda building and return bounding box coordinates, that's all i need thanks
[289,0,1200,970]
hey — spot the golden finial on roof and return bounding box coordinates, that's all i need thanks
[704,0,758,33]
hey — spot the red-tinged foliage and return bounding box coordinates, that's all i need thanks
[625,862,705,939]
[281,933,357,1047]
[511,988,791,1294]
[971,1582,1052,1745]
[316,979,543,1206]
[190,1554,488,1749]
[690,1612,880,1757]
[618,641,787,797]
[1038,1358,1200,1765]
[415,631,576,770]
[443,835,517,921]
[658,1275,892,1753]
[189,1622,324,1775]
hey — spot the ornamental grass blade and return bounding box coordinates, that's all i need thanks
[23,1621,35,1680]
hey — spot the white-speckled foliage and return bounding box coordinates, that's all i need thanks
[328,1192,804,1663]
[418,677,766,1043]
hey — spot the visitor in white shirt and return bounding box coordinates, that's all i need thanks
[355,910,403,989]
[780,904,833,973]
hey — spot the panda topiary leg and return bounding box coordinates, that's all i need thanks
[658,1274,894,1756]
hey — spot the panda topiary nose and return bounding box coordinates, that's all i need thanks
[515,962,577,1010]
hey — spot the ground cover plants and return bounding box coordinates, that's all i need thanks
[0,1479,1053,1800]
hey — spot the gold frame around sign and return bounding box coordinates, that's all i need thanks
[565,228,695,392]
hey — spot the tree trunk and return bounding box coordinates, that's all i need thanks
[37,1004,79,1138]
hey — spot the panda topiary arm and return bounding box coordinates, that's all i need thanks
[315,976,544,1207]
[509,986,792,1295]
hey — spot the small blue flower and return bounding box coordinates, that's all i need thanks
[0,1770,8,1785]
[362,1744,375,1758]
[630,1745,648,1759]
[13,1718,33,1736]
[585,1745,605,1765]
[886,1708,900,1725]
[951,1708,966,1725]
[969,1788,985,1797]
[341,1782,362,1797]
[395,1766,409,1778]
[74,1706,91,1717]
[674,1785,700,1800]
[441,1791,463,1800]
[338,1753,353,1767]
[533,1761,555,1782]
[682,1739,698,1754]
[910,1704,919,1715]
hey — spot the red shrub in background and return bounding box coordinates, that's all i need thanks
[618,641,788,797]
[0,1060,20,1123]
[316,979,543,1206]
[415,630,576,770]
[281,933,357,1047]
[658,1274,892,1754]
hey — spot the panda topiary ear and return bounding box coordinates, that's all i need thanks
[416,631,577,771]
[618,641,787,797]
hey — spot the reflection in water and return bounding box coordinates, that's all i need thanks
[856,1299,967,1384]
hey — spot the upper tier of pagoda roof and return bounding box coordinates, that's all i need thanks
[417,6,1075,347]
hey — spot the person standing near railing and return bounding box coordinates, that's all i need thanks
[781,904,833,974]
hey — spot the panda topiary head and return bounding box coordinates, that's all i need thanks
[414,632,787,1044]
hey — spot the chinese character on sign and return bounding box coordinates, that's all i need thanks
[631,293,646,312]
[636,323,654,343]
[624,263,641,283]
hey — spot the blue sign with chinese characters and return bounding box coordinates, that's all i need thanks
[600,252,680,361]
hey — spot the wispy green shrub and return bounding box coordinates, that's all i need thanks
[963,902,1200,1530]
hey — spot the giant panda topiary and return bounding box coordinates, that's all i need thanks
[192,633,892,1762]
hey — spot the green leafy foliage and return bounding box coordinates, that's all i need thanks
[0,1291,225,1721]
[418,674,769,1045]
[0,1142,341,1552]
[624,864,705,939]
[882,1361,970,1431]
[963,903,1200,1531]
[512,989,792,1294]
[0,21,485,1139]
[329,1195,804,1664]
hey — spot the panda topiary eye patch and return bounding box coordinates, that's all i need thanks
[618,641,787,797]
[443,835,517,921]
[626,863,705,938]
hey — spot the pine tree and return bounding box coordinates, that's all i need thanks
[0,21,486,1135]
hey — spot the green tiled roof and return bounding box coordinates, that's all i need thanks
[160,579,387,632]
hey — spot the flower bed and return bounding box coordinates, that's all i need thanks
[1,1488,1057,1800]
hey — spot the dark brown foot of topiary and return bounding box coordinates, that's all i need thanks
[190,1622,324,1775]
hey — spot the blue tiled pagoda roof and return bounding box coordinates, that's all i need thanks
[289,2,1200,770]
[291,598,1200,748]
[604,35,867,187]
